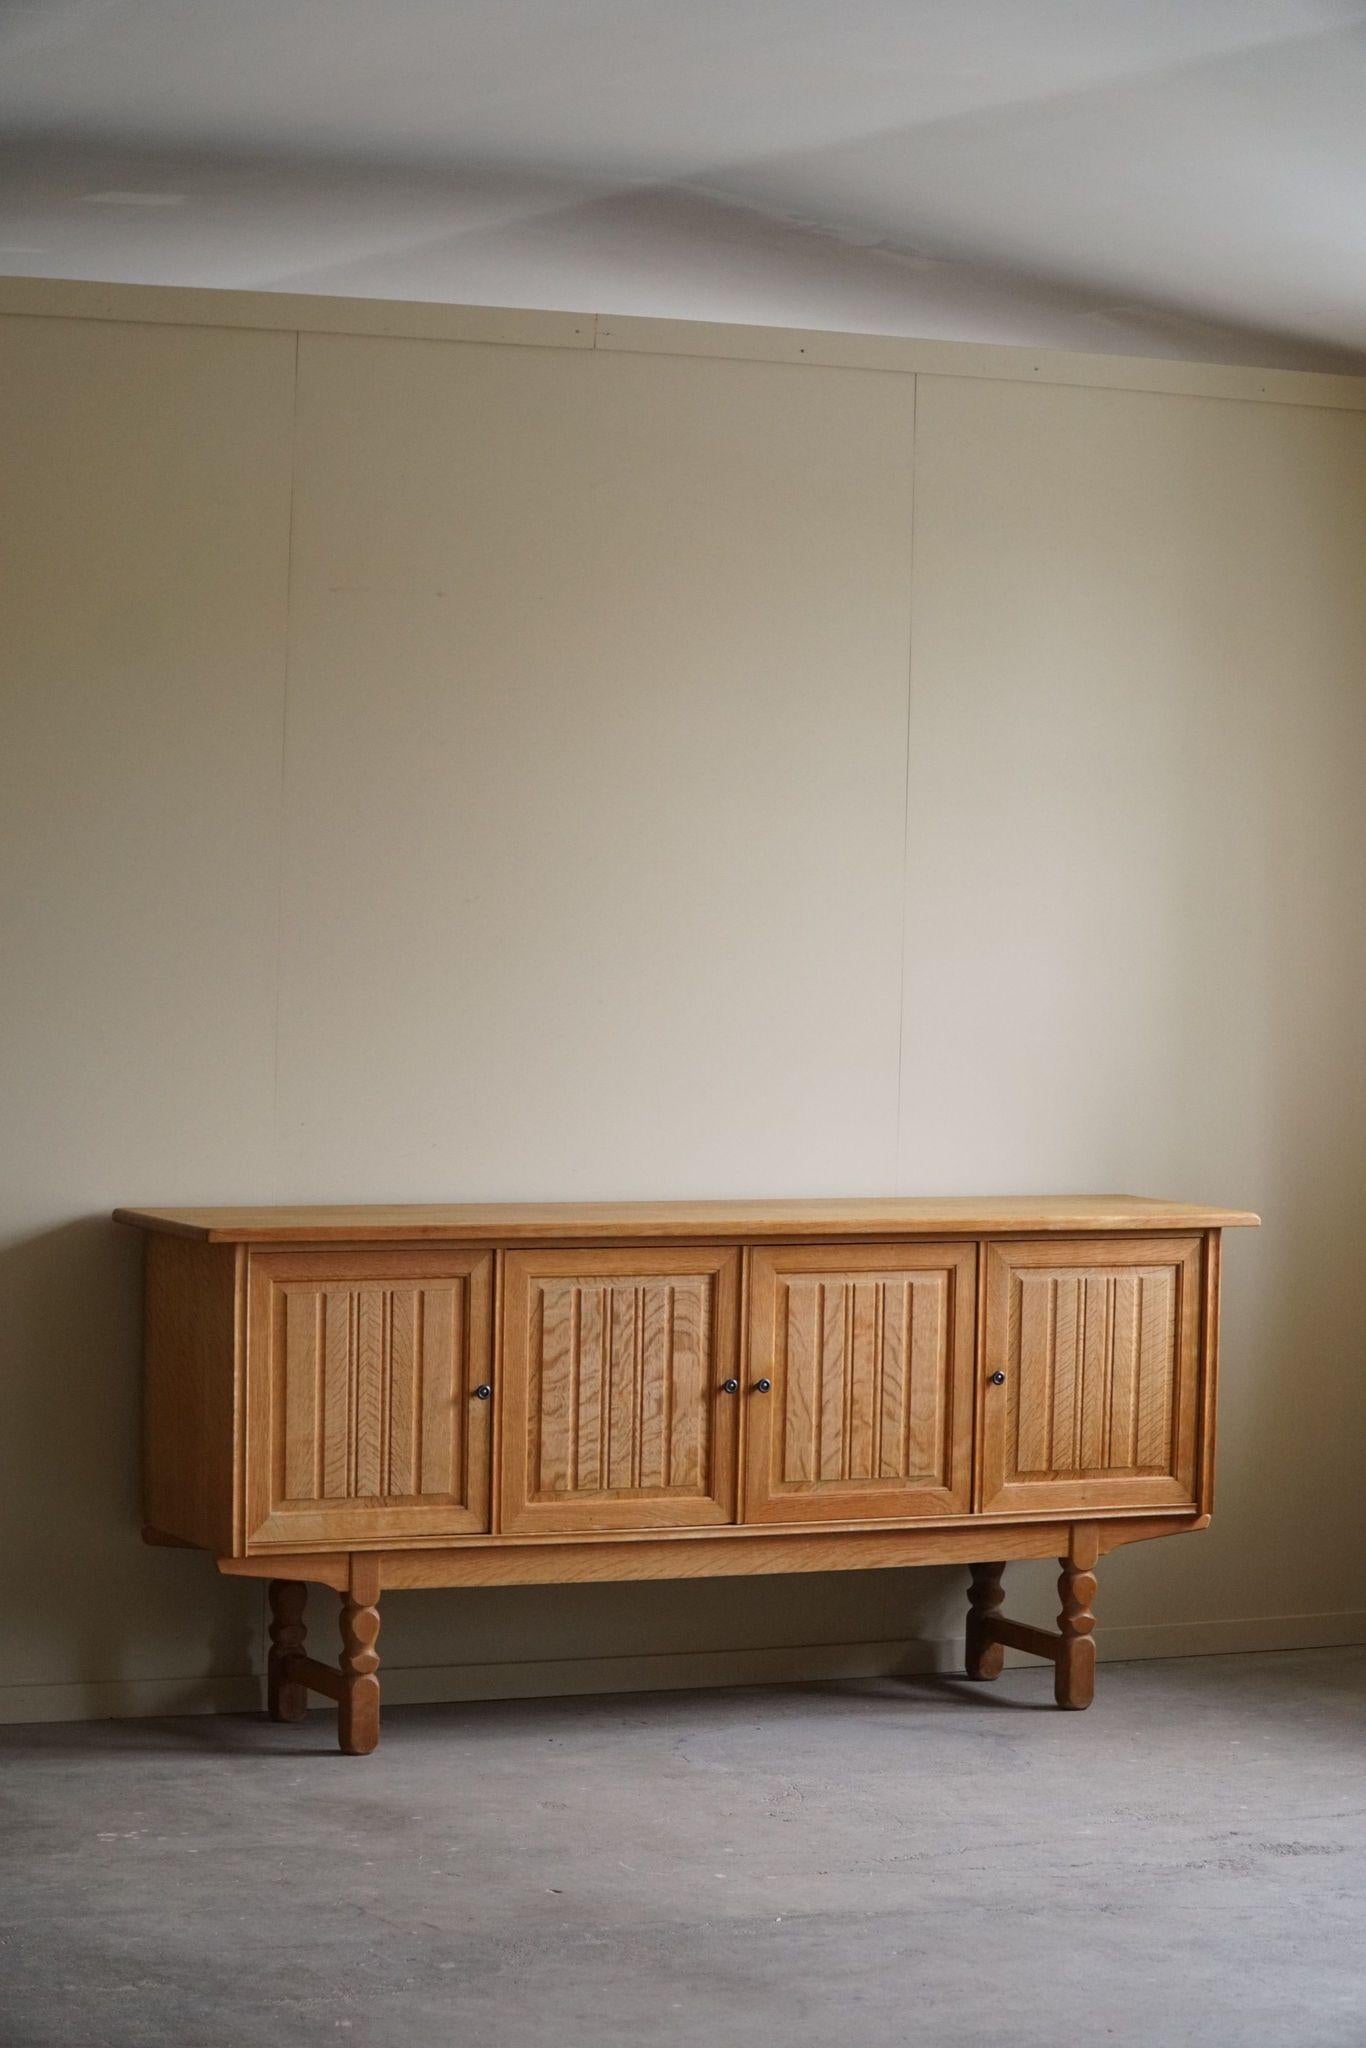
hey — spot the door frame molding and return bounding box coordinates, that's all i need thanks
[243,1246,494,1548]
[742,1240,977,1524]
[978,1235,1203,1516]
[498,1245,742,1535]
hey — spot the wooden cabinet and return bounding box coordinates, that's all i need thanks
[979,1237,1202,1515]
[744,1243,975,1522]
[122,1195,1255,1751]
[245,1249,493,1548]
[499,1248,741,1534]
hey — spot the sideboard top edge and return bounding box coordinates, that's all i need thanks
[113,1196,1260,1243]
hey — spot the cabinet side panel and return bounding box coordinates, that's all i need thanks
[143,1234,241,1551]
[1198,1229,1222,1515]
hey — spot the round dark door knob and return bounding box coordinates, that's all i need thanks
[989,1371,1006,1386]
[721,1378,740,1394]
[473,1383,493,1400]
[753,1378,772,1393]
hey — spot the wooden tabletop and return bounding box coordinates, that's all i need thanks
[113,1195,1259,1244]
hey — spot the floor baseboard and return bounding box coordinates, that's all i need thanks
[2,1612,1363,1725]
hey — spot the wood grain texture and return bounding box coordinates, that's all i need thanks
[283,1654,345,1703]
[964,1561,1006,1680]
[338,1577,381,1756]
[500,1248,740,1534]
[1198,1228,1222,1516]
[1055,1526,1101,1709]
[244,1249,493,1548]
[980,1237,1202,1514]
[965,1525,1102,1708]
[217,1512,1205,1593]
[266,1579,308,1722]
[744,1243,975,1522]
[115,1196,1259,1243]
[142,1234,244,1552]
[138,1198,1235,1726]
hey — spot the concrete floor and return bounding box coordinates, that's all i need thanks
[3,1648,1364,2048]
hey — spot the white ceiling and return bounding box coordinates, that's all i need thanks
[3,0,1365,369]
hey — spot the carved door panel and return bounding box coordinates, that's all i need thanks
[500,1248,741,1534]
[245,1249,492,1548]
[744,1243,976,1523]
[979,1237,1202,1513]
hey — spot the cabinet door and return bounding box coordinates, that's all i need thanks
[245,1249,493,1548]
[980,1237,1202,1514]
[500,1248,741,1534]
[744,1244,976,1523]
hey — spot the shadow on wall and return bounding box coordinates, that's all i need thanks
[0,1216,259,1716]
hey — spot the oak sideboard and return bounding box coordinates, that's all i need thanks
[117,1196,1257,1753]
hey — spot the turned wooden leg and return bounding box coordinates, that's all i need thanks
[267,1579,308,1723]
[338,1561,381,1756]
[964,1562,1006,1680]
[1055,1533,1099,1711]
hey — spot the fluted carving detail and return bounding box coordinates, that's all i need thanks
[964,1561,1006,1680]
[266,1579,308,1723]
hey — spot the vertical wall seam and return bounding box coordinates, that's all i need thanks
[270,328,302,1204]
[254,325,301,1688]
[893,373,918,1191]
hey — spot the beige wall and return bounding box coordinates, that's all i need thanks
[2,281,1363,1723]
